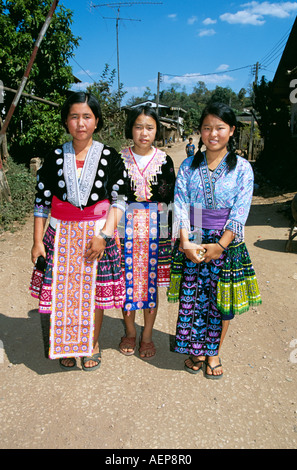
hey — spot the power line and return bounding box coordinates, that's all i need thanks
[160,25,293,88]
[71,56,96,82]
[91,1,161,6]
[161,64,254,79]
[261,42,288,68]
[260,28,290,63]
[261,51,284,69]
[259,28,290,70]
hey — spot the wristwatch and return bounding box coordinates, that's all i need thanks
[98,230,109,241]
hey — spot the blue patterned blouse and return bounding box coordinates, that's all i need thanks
[173,152,254,241]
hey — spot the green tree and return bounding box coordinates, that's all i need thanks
[237,87,248,107]
[183,107,201,135]
[126,86,153,106]
[188,81,211,107]
[87,64,127,150]
[253,76,295,187]
[0,0,80,163]
[159,83,188,108]
[254,76,290,142]
[124,80,252,138]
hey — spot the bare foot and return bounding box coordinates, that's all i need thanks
[82,343,101,369]
[184,356,205,373]
[119,335,136,355]
[59,357,76,370]
[139,336,156,359]
[205,356,223,379]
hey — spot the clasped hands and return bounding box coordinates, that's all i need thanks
[179,240,224,264]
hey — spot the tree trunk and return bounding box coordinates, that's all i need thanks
[0,117,12,202]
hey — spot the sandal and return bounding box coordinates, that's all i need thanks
[184,356,205,374]
[81,350,102,372]
[59,357,77,371]
[119,336,136,356]
[205,357,223,380]
[139,339,156,360]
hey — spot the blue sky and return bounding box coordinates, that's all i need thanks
[59,1,297,104]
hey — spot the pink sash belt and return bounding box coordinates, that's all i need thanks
[51,195,110,221]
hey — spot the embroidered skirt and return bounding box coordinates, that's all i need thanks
[119,201,172,312]
[168,228,261,356]
[30,221,125,359]
[30,223,125,313]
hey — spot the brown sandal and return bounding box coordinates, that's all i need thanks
[119,336,136,356]
[139,339,156,360]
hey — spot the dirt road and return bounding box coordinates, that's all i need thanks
[0,137,297,450]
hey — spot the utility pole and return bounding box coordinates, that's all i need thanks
[156,72,162,115]
[102,8,141,107]
[91,2,163,108]
[248,61,259,161]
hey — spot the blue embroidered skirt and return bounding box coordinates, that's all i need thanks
[168,228,261,357]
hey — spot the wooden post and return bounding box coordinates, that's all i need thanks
[248,62,259,161]
[0,117,11,202]
[0,0,59,146]
[156,72,161,116]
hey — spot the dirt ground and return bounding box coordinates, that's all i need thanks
[1,137,297,451]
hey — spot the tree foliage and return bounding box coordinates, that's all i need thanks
[87,64,128,150]
[126,86,153,106]
[253,76,296,188]
[253,76,290,142]
[126,80,250,135]
[0,0,80,163]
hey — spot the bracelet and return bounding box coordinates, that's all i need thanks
[98,230,109,242]
[216,241,227,251]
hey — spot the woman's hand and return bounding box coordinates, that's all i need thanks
[32,217,47,264]
[200,243,224,263]
[84,235,107,262]
[181,241,206,264]
[31,242,46,264]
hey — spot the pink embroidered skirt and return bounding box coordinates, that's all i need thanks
[29,200,125,358]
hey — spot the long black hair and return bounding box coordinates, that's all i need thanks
[125,105,161,141]
[191,102,237,172]
[61,91,104,133]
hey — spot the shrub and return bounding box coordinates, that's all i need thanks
[0,159,35,233]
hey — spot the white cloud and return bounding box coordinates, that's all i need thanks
[203,17,217,25]
[243,1,297,18]
[220,10,265,25]
[220,1,297,25]
[188,16,198,25]
[168,13,177,20]
[216,64,230,72]
[161,72,234,88]
[77,69,96,77]
[198,28,216,37]
[124,86,147,95]
[71,81,92,91]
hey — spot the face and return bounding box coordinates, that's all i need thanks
[66,102,99,144]
[132,113,157,154]
[200,114,235,154]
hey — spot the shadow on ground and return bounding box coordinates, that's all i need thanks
[0,309,180,376]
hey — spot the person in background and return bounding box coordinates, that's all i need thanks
[185,137,195,157]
